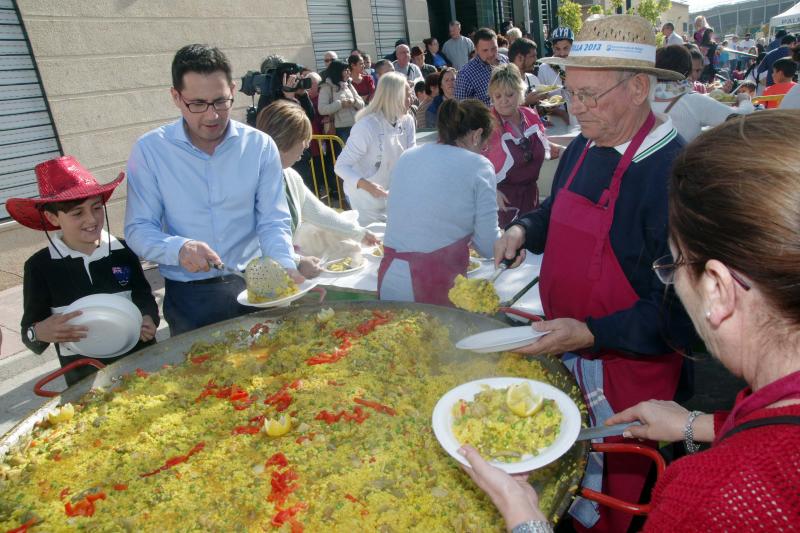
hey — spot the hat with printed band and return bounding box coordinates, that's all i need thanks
[6,156,124,231]
[540,15,684,81]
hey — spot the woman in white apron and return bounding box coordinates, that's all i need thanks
[335,72,416,226]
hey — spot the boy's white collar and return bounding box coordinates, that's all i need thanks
[48,230,123,261]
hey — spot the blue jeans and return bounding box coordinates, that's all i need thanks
[163,276,253,337]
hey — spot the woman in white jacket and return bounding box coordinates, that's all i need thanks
[257,100,379,275]
[335,72,416,226]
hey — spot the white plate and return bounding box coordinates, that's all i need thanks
[62,294,143,358]
[237,279,319,308]
[432,377,581,473]
[456,326,549,353]
[533,85,560,94]
[321,258,367,276]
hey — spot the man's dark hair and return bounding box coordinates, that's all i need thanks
[775,29,788,38]
[656,44,692,78]
[662,22,675,31]
[773,57,798,78]
[781,34,797,45]
[171,44,232,90]
[414,80,426,95]
[473,27,497,44]
[508,38,537,63]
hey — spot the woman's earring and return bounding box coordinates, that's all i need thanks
[705,310,712,319]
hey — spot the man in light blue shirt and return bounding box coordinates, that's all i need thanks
[125,44,303,335]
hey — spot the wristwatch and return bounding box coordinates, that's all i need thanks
[684,410,703,454]
[26,324,37,343]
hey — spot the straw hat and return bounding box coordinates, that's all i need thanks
[6,156,124,231]
[540,15,684,81]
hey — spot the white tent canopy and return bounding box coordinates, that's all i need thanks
[770,1,800,29]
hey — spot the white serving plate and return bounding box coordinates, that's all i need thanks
[321,257,367,276]
[432,377,582,473]
[237,279,319,308]
[62,294,142,358]
[456,326,549,353]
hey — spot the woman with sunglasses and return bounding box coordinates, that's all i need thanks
[483,64,561,226]
[461,111,800,532]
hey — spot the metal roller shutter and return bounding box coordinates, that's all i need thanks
[371,0,409,58]
[306,0,356,71]
[498,0,514,26]
[0,0,60,220]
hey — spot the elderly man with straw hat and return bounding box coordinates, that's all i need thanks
[494,15,695,532]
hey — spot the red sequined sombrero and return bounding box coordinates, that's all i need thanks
[6,156,124,231]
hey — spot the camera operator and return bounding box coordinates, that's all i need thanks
[255,62,315,123]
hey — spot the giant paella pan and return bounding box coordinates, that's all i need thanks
[1,302,605,531]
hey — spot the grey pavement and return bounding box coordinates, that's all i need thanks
[0,267,168,436]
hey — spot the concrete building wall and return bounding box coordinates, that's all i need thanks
[0,1,429,288]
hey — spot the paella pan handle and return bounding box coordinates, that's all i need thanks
[498,307,543,322]
[33,358,106,398]
[579,442,666,516]
[310,286,326,303]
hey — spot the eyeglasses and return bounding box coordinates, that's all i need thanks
[565,75,633,109]
[178,94,234,113]
[652,254,751,290]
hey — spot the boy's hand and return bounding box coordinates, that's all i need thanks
[297,256,322,279]
[179,240,221,273]
[140,315,157,342]
[34,311,88,343]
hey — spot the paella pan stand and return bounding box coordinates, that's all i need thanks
[12,301,664,523]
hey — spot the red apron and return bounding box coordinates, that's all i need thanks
[496,113,546,227]
[539,113,682,532]
[377,234,470,306]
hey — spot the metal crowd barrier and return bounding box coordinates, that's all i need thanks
[309,134,346,210]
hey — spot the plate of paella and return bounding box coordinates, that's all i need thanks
[237,279,319,308]
[432,377,581,473]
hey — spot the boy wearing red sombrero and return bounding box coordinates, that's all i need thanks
[7,156,159,386]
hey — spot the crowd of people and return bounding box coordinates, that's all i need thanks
[6,11,799,533]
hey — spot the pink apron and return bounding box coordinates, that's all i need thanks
[539,113,683,532]
[377,234,470,306]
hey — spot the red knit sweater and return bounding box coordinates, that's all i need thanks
[643,403,800,531]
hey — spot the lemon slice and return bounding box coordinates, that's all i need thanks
[48,403,75,425]
[506,383,543,417]
[263,415,292,437]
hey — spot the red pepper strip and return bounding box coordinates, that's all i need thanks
[59,487,70,500]
[268,468,300,504]
[139,442,205,477]
[271,502,308,527]
[354,397,397,416]
[64,492,106,517]
[113,484,128,491]
[345,493,360,504]
[190,354,211,365]
[460,400,467,415]
[231,425,261,435]
[315,406,370,425]
[290,379,302,389]
[289,518,304,533]
[6,518,37,533]
[266,452,288,468]
[135,368,149,378]
[264,384,293,412]
[249,322,270,336]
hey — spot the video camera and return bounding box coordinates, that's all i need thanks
[240,62,311,97]
[241,62,312,125]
